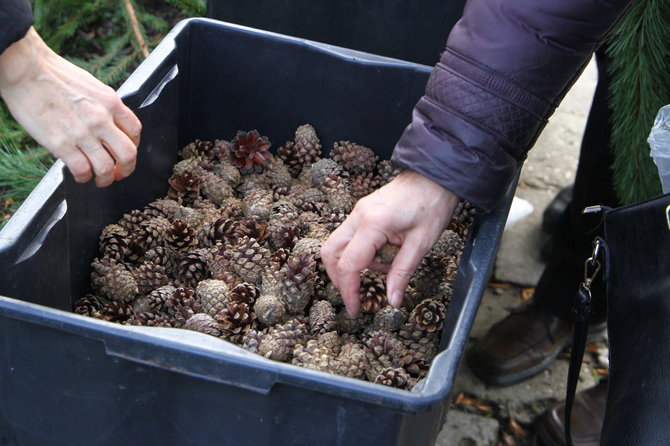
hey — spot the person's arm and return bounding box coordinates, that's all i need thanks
[322,0,633,314]
[0,2,141,187]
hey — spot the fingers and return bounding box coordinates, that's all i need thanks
[99,127,138,180]
[76,136,116,188]
[113,102,142,147]
[385,233,432,307]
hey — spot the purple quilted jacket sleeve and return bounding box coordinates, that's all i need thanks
[391,0,632,212]
[0,0,33,55]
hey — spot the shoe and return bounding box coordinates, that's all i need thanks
[533,379,608,446]
[467,303,606,386]
[542,185,574,235]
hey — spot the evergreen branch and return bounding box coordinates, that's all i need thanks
[0,142,52,201]
[100,52,140,85]
[86,32,132,77]
[162,0,205,17]
[123,0,150,58]
[606,0,670,204]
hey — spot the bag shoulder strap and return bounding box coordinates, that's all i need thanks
[564,237,604,446]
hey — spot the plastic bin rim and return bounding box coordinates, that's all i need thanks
[0,294,452,410]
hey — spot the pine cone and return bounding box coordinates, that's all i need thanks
[363,330,407,380]
[207,244,241,287]
[242,189,274,221]
[142,198,180,220]
[231,236,269,284]
[241,328,267,353]
[276,142,301,176]
[184,313,223,337]
[306,158,346,187]
[349,172,380,200]
[144,246,177,276]
[266,221,301,251]
[292,339,336,372]
[196,279,231,317]
[309,300,337,335]
[408,298,446,332]
[263,156,293,188]
[100,300,134,323]
[260,249,289,295]
[293,124,321,166]
[179,139,216,160]
[445,253,460,283]
[359,270,387,313]
[90,257,138,302]
[332,342,368,379]
[147,285,177,312]
[374,367,414,390]
[336,308,370,334]
[324,281,343,307]
[281,253,317,314]
[411,253,448,299]
[372,306,408,332]
[214,161,242,188]
[453,200,476,226]
[377,160,402,187]
[166,287,202,327]
[164,220,197,254]
[117,209,146,233]
[237,173,271,197]
[218,197,245,220]
[127,311,173,327]
[99,224,130,261]
[430,229,463,258]
[176,249,212,288]
[202,218,238,247]
[132,261,170,294]
[167,171,200,205]
[235,219,269,245]
[229,130,272,174]
[130,216,170,254]
[330,141,378,174]
[320,174,354,214]
[200,171,234,205]
[73,294,105,317]
[287,184,329,214]
[269,200,301,224]
[214,302,255,341]
[374,243,400,265]
[446,219,469,240]
[254,293,286,326]
[230,282,260,305]
[258,318,308,362]
[173,206,206,232]
[173,156,211,178]
[291,238,322,259]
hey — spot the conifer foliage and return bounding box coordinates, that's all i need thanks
[607,0,670,204]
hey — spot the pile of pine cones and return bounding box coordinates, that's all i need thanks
[74,124,475,391]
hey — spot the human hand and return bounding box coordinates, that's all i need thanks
[321,170,459,315]
[0,27,141,187]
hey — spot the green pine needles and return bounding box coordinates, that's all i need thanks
[607,0,670,204]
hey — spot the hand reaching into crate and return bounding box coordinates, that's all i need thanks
[0,27,142,187]
[321,170,459,315]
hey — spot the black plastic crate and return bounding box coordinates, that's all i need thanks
[206,0,466,66]
[0,19,514,446]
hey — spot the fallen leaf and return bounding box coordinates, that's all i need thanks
[508,419,528,437]
[475,403,493,412]
[521,288,534,301]
[596,368,609,375]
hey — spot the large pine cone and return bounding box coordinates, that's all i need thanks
[376,160,402,187]
[184,313,223,337]
[363,330,408,380]
[305,158,346,187]
[130,216,170,255]
[202,218,238,247]
[143,198,180,220]
[167,171,200,205]
[359,270,387,313]
[99,224,130,261]
[257,318,308,362]
[147,284,177,313]
[229,130,272,173]
[214,302,255,341]
[132,261,170,294]
[144,246,177,276]
[281,253,316,314]
[176,248,212,288]
[373,367,415,390]
[117,209,146,233]
[372,306,408,332]
[242,189,274,221]
[309,300,337,335]
[207,244,241,287]
[231,236,269,284]
[408,298,446,332]
[292,339,336,373]
[349,172,380,200]
[330,141,378,174]
[293,124,321,166]
[164,220,197,254]
[195,279,231,317]
[430,229,463,258]
[254,293,286,326]
[276,141,301,177]
[263,157,293,188]
[320,174,354,214]
[179,139,216,160]
[90,257,138,302]
[230,282,260,305]
[172,156,211,177]
[332,342,368,379]
[287,184,329,214]
[200,171,234,205]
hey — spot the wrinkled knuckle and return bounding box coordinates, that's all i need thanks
[68,157,91,179]
[96,161,115,177]
[115,144,137,165]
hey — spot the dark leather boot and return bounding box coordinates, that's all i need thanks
[534,379,608,446]
[467,303,605,386]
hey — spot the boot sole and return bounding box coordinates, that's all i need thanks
[468,322,607,387]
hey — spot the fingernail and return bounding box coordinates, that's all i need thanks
[390,290,403,307]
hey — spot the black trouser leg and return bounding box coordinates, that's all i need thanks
[533,48,619,322]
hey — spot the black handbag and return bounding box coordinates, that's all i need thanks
[565,193,670,446]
